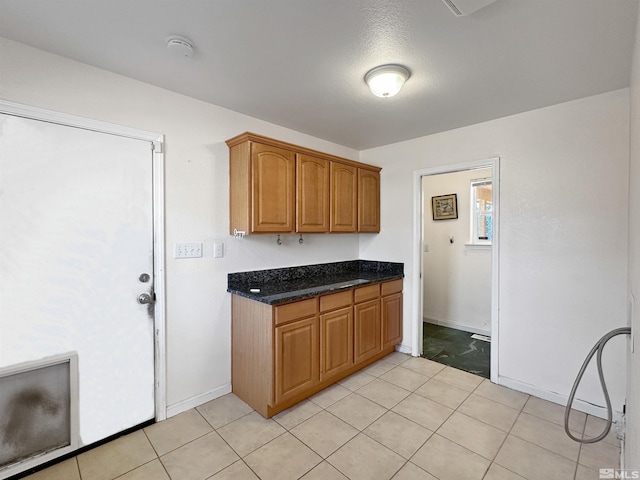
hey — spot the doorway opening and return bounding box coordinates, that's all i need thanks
[412,158,499,382]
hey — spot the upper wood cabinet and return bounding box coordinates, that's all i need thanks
[227,132,381,235]
[228,137,295,234]
[330,162,358,233]
[252,143,296,233]
[358,169,381,233]
[297,154,330,233]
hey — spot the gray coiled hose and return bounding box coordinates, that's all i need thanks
[564,327,631,443]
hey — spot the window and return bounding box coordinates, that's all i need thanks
[470,179,492,245]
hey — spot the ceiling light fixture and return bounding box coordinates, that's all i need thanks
[166,35,194,58]
[365,64,410,98]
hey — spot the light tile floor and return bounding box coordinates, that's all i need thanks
[23,353,620,480]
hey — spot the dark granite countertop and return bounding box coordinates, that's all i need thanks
[228,260,404,305]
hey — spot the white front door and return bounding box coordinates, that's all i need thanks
[0,113,156,446]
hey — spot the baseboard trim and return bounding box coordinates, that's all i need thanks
[166,384,232,418]
[396,344,412,355]
[497,375,618,420]
[423,317,490,337]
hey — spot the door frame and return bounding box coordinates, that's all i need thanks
[0,99,167,421]
[412,157,500,382]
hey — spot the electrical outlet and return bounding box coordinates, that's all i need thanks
[175,242,202,258]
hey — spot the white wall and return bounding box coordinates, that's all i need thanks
[626,5,640,469]
[0,35,633,424]
[0,38,363,414]
[360,89,630,413]
[422,169,492,334]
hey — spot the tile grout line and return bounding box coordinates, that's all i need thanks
[574,410,587,480]
[489,396,596,479]
[144,413,215,460]
[508,411,587,462]
[282,406,348,478]
[149,399,320,480]
[111,459,161,480]
[156,405,258,478]
[141,425,162,458]
[74,456,83,480]
[398,376,478,479]
[352,377,413,410]
[449,376,515,479]
[287,405,349,479]
[484,401,529,480]
[285,408,338,459]
[379,415,436,480]
[454,392,521,434]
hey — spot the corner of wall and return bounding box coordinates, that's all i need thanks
[625,4,640,470]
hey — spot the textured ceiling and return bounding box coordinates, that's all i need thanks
[0,0,637,150]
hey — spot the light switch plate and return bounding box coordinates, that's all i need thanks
[213,241,224,258]
[630,294,635,353]
[175,242,202,258]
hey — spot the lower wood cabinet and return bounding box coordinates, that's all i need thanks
[274,315,319,405]
[320,306,353,382]
[381,279,403,349]
[354,299,381,364]
[232,279,402,417]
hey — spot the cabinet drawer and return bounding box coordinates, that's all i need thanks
[381,279,403,296]
[354,284,380,303]
[320,290,353,312]
[275,297,318,325]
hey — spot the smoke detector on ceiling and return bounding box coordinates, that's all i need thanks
[166,35,194,58]
[442,0,497,16]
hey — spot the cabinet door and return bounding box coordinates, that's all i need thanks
[320,307,353,381]
[297,154,330,232]
[274,316,319,405]
[251,142,295,233]
[330,162,357,232]
[354,299,381,364]
[382,293,403,349]
[358,169,380,232]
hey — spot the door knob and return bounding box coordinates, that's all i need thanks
[137,293,155,305]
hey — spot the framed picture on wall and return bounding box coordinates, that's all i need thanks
[432,194,458,220]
